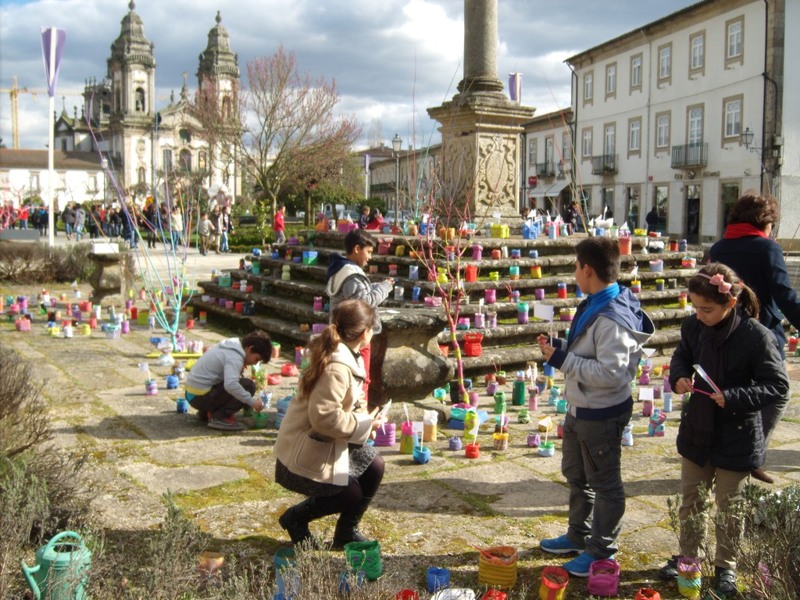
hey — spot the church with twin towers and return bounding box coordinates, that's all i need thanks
[55,0,241,202]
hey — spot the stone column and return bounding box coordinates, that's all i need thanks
[427,0,534,223]
[459,0,503,94]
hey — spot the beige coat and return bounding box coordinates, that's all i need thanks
[274,343,373,485]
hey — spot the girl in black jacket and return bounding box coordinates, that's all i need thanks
[659,263,788,598]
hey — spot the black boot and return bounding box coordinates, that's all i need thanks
[278,497,324,546]
[332,496,373,550]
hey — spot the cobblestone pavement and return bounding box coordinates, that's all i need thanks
[2,264,799,598]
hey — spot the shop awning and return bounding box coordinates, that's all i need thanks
[528,185,549,197]
[546,179,570,197]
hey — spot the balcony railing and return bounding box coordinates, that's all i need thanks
[671,143,708,168]
[591,154,618,175]
[536,161,556,177]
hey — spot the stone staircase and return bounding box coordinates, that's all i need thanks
[191,230,703,400]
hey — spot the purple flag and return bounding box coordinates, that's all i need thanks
[41,27,67,97]
[508,72,522,103]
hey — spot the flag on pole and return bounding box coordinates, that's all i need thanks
[40,27,66,97]
[508,72,522,103]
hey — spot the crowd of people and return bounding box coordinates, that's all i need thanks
[1,197,237,255]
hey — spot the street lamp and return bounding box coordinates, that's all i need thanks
[392,133,402,229]
[741,126,756,151]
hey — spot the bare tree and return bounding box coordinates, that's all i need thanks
[194,45,361,238]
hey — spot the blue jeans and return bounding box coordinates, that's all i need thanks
[561,409,630,558]
[220,231,229,252]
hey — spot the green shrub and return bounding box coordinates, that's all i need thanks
[0,241,94,283]
[0,344,93,597]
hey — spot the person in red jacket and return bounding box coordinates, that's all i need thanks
[273,204,286,244]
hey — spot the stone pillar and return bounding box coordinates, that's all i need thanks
[460,0,503,94]
[427,0,534,223]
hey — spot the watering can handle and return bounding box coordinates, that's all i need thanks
[20,560,42,600]
[45,530,84,550]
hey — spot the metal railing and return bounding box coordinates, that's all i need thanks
[671,143,708,168]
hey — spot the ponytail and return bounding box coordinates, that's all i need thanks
[299,324,340,397]
[298,299,376,396]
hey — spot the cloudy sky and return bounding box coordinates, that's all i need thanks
[0,0,699,151]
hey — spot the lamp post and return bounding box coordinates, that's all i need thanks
[392,133,402,229]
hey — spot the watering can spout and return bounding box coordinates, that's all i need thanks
[21,560,43,599]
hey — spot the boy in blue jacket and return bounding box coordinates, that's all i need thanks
[537,237,655,577]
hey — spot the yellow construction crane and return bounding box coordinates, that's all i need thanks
[1,76,83,148]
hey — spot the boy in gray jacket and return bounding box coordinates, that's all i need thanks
[537,237,655,577]
[185,331,272,430]
[325,229,393,408]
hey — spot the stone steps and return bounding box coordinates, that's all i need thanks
[191,230,702,400]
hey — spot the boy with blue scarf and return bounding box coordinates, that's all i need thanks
[537,237,655,577]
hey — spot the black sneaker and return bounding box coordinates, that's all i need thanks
[705,567,737,599]
[658,555,683,580]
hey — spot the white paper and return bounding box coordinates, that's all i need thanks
[533,303,555,321]
[638,387,655,400]
[411,421,424,435]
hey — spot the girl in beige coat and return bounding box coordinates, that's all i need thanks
[274,299,388,548]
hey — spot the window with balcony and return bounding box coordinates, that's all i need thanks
[656,112,671,150]
[630,54,642,92]
[528,138,537,167]
[628,118,642,155]
[606,63,617,99]
[582,128,592,159]
[658,43,672,84]
[726,16,744,67]
[690,32,705,75]
[583,72,594,105]
[722,95,742,141]
[671,105,707,168]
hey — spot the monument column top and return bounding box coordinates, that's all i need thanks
[458,0,504,95]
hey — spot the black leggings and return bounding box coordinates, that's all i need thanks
[316,454,385,515]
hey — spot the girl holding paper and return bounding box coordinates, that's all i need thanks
[660,263,788,598]
[274,299,388,549]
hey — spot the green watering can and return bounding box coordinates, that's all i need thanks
[21,531,91,600]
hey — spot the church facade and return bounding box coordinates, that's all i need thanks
[54,0,241,205]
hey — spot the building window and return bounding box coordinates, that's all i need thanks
[163,148,173,172]
[722,96,742,140]
[581,128,592,159]
[690,32,705,74]
[180,149,192,172]
[605,63,617,98]
[583,72,593,104]
[688,106,704,146]
[656,112,671,149]
[198,151,208,172]
[726,16,744,66]
[628,118,642,154]
[562,131,572,166]
[179,129,192,143]
[604,124,616,158]
[29,172,40,192]
[658,43,672,84]
[528,138,537,167]
[630,54,642,92]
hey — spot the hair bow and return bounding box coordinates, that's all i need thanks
[698,272,732,294]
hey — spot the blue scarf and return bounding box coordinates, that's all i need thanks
[569,283,621,344]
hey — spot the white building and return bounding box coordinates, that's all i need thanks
[522,108,575,218]
[46,3,241,204]
[566,0,789,243]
